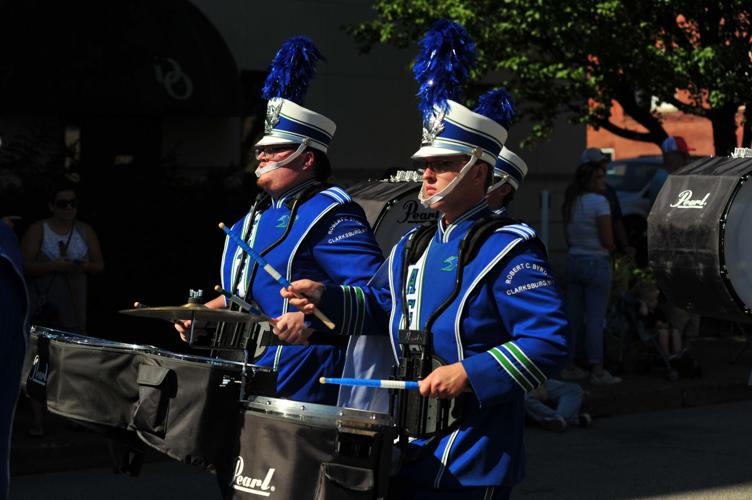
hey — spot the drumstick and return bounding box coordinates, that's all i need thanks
[319,377,420,391]
[218,222,335,330]
[213,285,276,324]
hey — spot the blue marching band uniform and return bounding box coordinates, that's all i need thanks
[320,199,568,493]
[219,36,383,404]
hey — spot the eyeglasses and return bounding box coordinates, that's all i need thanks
[54,198,79,209]
[254,145,296,160]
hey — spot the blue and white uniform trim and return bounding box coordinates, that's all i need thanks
[494,156,524,184]
[269,112,334,150]
[438,200,489,243]
[274,178,319,208]
[432,117,504,160]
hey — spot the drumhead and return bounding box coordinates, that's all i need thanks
[723,174,752,311]
[30,325,154,352]
[243,395,392,428]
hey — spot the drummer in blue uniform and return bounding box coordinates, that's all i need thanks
[176,37,383,405]
[281,20,569,499]
[486,146,528,216]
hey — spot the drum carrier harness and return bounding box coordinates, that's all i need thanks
[394,213,527,445]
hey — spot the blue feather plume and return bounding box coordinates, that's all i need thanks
[474,88,516,129]
[261,36,324,104]
[412,19,477,119]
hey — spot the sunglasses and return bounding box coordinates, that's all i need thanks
[54,198,79,209]
[416,157,468,174]
[254,145,296,160]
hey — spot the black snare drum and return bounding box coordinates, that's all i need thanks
[222,396,394,500]
[24,326,277,470]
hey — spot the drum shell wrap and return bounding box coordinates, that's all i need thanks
[647,156,752,323]
[223,398,394,500]
[133,353,251,469]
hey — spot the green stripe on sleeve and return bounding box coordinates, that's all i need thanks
[488,348,534,392]
[504,342,546,385]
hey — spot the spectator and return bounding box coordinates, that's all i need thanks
[579,148,630,253]
[561,160,622,384]
[21,182,104,333]
[648,136,693,208]
[525,379,591,431]
[633,281,684,359]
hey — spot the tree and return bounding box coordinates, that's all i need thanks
[348,1,752,154]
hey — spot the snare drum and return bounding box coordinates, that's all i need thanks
[25,325,277,470]
[223,396,394,500]
[24,326,153,429]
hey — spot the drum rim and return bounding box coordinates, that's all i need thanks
[243,395,392,427]
[30,325,272,371]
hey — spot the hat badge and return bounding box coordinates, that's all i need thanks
[422,108,445,145]
[264,98,283,134]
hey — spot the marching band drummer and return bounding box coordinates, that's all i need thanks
[281,20,569,500]
[175,37,383,405]
[486,146,528,216]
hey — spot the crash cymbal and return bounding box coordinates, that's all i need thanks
[119,303,253,323]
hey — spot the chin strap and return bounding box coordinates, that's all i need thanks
[419,148,483,208]
[486,172,510,194]
[255,138,311,178]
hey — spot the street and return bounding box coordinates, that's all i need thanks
[517,401,752,499]
[10,401,752,499]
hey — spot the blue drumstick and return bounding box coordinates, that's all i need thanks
[319,377,420,391]
[218,223,335,330]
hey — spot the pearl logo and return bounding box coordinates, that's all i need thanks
[232,457,276,496]
[669,190,710,209]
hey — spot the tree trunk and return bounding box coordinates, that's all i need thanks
[742,104,752,149]
[709,103,739,156]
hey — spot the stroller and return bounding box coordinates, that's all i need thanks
[605,290,678,381]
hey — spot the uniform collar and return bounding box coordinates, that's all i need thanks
[273,178,319,208]
[437,200,490,243]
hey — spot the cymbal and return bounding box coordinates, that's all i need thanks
[119,303,254,323]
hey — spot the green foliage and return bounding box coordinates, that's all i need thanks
[348,0,752,153]
[613,253,656,293]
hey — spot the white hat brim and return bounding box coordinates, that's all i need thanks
[411,145,469,160]
[254,135,298,148]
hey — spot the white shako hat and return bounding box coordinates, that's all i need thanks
[254,36,335,155]
[256,98,335,154]
[494,146,528,190]
[412,99,508,167]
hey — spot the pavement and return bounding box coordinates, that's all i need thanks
[9,329,752,477]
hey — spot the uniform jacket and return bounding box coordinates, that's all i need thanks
[221,179,384,404]
[320,200,569,488]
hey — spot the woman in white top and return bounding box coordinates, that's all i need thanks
[21,183,104,333]
[560,162,621,384]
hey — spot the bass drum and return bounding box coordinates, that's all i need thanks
[347,177,439,253]
[648,155,752,323]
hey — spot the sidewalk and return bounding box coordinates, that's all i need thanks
[585,335,752,417]
[10,336,752,476]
